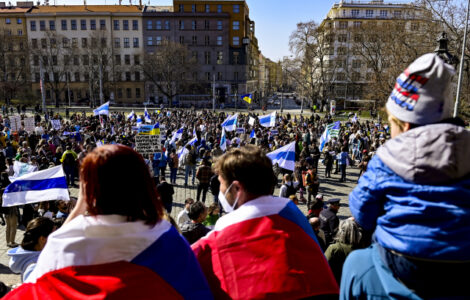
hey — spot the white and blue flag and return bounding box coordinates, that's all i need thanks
[127,110,135,121]
[170,127,184,144]
[144,108,152,123]
[2,166,70,207]
[221,113,238,132]
[93,101,110,116]
[178,147,189,159]
[351,113,358,123]
[319,121,341,152]
[220,128,227,152]
[259,111,276,128]
[266,141,296,171]
[250,129,256,139]
[136,116,143,126]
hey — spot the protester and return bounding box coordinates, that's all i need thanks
[177,198,194,227]
[279,173,299,199]
[192,145,338,299]
[180,201,211,244]
[309,217,327,252]
[156,176,174,214]
[341,54,470,299]
[8,217,55,282]
[195,159,213,203]
[4,145,212,299]
[202,202,219,228]
[320,198,340,246]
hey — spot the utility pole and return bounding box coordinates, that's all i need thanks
[39,60,47,120]
[212,74,216,111]
[454,0,470,117]
[99,64,104,105]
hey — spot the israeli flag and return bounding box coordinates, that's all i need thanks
[170,127,184,144]
[258,111,276,128]
[266,141,296,171]
[221,113,238,132]
[127,110,135,121]
[220,128,227,152]
[2,166,70,207]
[144,108,152,123]
[93,101,110,116]
[250,129,256,139]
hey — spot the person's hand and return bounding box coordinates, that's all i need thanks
[63,181,89,225]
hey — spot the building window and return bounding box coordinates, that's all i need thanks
[126,88,132,98]
[135,72,141,81]
[41,38,47,49]
[71,19,77,30]
[52,56,58,65]
[30,21,36,31]
[233,52,239,64]
[147,36,153,46]
[203,20,209,30]
[33,55,39,66]
[90,19,96,30]
[49,20,55,30]
[192,20,197,30]
[165,20,170,30]
[133,37,139,48]
[114,38,120,48]
[353,21,362,28]
[233,4,240,13]
[217,4,222,13]
[17,18,22,24]
[192,36,197,45]
[206,72,211,81]
[156,36,162,45]
[233,36,240,46]
[134,55,140,65]
[81,38,87,48]
[133,20,138,30]
[73,56,79,65]
[156,20,162,30]
[380,10,388,17]
[366,10,373,18]
[82,55,89,65]
[394,10,402,17]
[32,39,38,49]
[192,4,196,12]
[205,4,210,12]
[80,19,86,30]
[205,36,210,45]
[71,38,78,48]
[217,51,223,64]
[411,22,419,31]
[17,29,22,36]
[352,60,361,68]
[61,19,67,30]
[337,73,346,81]
[101,38,107,47]
[233,21,240,30]
[147,20,152,30]
[179,20,184,30]
[179,4,184,12]
[192,51,198,62]
[339,21,348,29]
[136,88,141,98]
[234,72,238,81]
[124,38,130,48]
[179,36,184,44]
[100,19,106,29]
[338,34,347,42]
[5,18,10,24]
[115,55,121,65]
[204,51,211,64]
[40,20,45,31]
[62,38,69,47]
[114,20,120,30]
[217,20,222,30]
[217,36,222,46]
[123,20,129,30]
[351,9,359,17]
[125,54,130,65]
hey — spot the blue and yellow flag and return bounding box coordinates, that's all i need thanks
[241,94,252,104]
[139,123,160,135]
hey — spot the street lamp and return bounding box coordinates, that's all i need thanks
[454,0,470,117]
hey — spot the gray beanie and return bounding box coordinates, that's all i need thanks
[386,53,455,125]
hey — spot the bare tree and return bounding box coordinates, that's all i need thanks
[142,41,198,107]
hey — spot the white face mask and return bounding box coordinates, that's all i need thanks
[218,182,239,213]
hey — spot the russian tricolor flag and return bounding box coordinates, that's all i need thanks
[6,216,213,299]
[192,196,338,299]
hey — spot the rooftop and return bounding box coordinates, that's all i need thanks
[28,5,143,14]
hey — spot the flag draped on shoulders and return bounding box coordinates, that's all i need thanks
[192,196,338,300]
[7,216,213,300]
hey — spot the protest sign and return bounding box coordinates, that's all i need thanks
[24,117,35,133]
[10,116,21,132]
[135,135,161,155]
[51,119,61,131]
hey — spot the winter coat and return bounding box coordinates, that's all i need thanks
[8,247,41,282]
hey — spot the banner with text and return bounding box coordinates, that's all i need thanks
[135,135,162,156]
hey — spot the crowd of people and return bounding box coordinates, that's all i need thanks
[0,53,467,299]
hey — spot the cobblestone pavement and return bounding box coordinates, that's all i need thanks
[0,161,358,287]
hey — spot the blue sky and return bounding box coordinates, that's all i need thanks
[24,0,406,61]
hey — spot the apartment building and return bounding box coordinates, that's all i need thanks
[319,0,425,103]
[26,5,145,105]
[0,2,33,103]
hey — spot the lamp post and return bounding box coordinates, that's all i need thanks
[454,0,470,117]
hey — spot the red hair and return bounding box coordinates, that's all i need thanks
[80,145,163,225]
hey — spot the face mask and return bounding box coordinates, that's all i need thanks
[218,182,239,213]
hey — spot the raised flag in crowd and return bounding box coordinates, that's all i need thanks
[266,141,296,171]
[319,121,341,152]
[136,116,143,126]
[138,123,160,136]
[144,108,152,123]
[2,165,70,207]
[170,127,184,144]
[221,113,238,132]
[259,111,276,128]
[50,119,61,131]
[241,94,252,104]
[127,110,135,121]
[93,101,110,116]
[250,129,256,139]
[220,128,227,152]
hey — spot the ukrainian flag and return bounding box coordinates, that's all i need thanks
[241,94,252,104]
[150,123,160,135]
[139,123,160,135]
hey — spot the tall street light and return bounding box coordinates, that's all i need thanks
[454,0,470,117]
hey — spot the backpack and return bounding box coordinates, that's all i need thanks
[282,182,296,198]
[209,174,220,195]
[62,152,76,166]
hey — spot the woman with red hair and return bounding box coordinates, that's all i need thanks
[5,145,212,299]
